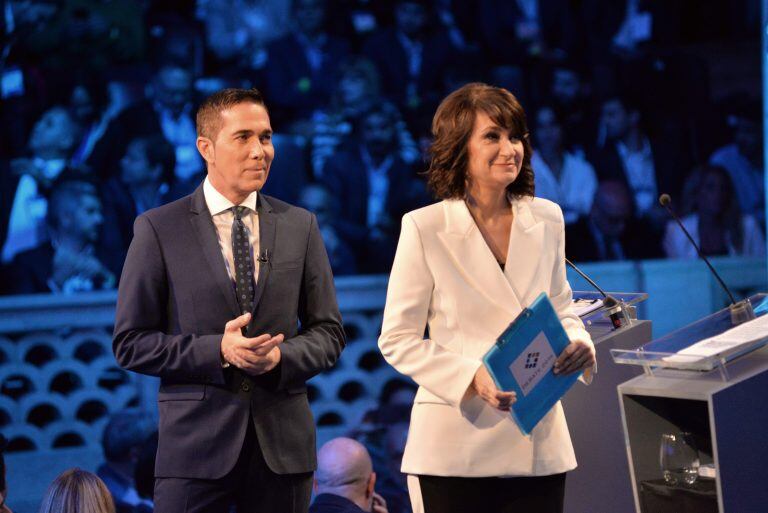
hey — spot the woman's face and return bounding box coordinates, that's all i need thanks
[466,111,524,192]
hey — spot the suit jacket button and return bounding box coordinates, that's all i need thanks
[241,382,251,392]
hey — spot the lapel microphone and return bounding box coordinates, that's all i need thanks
[659,193,755,325]
[258,249,270,263]
[566,258,624,328]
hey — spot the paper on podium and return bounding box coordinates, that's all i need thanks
[483,292,581,435]
[663,313,768,365]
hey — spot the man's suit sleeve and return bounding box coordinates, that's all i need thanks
[276,213,345,390]
[112,215,227,385]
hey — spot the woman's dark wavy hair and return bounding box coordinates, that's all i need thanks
[427,82,535,199]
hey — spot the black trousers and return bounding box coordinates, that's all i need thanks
[154,421,313,513]
[417,473,566,513]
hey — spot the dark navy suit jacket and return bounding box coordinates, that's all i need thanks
[113,184,345,479]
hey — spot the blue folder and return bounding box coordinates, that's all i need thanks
[482,292,581,435]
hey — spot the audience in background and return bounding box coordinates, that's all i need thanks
[531,105,597,224]
[311,437,389,513]
[664,165,766,259]
[298,183,357,275]
[8,176,115,294]
[38,468,115,513]
[566,180,663,263]
[0,435,11,513]
[97,410,155,513]
[132,433,158,513]
[321,102,429,273]
[2,106,82,264]
[709,103,764,228]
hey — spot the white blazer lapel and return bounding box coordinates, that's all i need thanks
[436,200,522,315]
[505,198,547,306]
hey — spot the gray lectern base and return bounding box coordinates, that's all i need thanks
[618,347,768,513]
[562,316,652,513]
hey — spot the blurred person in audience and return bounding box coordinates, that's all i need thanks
[0,434,12,513]
[548,63,595,153]
[97,410,155,513]
[304,57,416,177]
[321,102,430,273]
[2,106,82,264]
[100,134,176,274]
[197,0,290,74]
[362,0,455,120]
[594,95,687,229]
[311,437,389,513]
[709,104,764,227]
[89,64,202,186]
[565,180,662,262]
[532,105,597,224]
[68,78,113,167]
[378,421,410,513]
[664,165,765,259]
[38,468,115,513]
[8,176,116,294]
[265,0,350,123]
[298,183,357,275]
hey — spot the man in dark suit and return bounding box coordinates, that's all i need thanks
[310,438,388,513]
[565,180,663,263]
[113,88,345,513]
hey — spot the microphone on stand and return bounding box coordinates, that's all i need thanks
[566,258,625,328]
[658,193,755,324]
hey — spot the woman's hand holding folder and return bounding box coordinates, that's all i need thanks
[471,365,518,411]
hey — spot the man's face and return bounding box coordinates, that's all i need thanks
[395,2,427,36]
[601,100,630,141]
[592,185,631,238]
[29,107,78,155]
[295,0,325,34]
[201,102,274,200]
[551,69,580,104]
[121,139,159,185]
[362,112,396,155]
[534,108,562,153]
[68,193,104,243]
[154,67,193,117]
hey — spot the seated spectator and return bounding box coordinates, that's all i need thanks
[593,95,688,230]
[68,78,113,167]
[362,0,455,120]
[566,180,663,262]
[531,105,597,224]
[2,106,82,264]
[132,432,158,513]
[709,104,764,227]
[265,0,351,123]
[88,64,202,186]
[305,57,417,176]
[311,437,389,513]
[97,410,155,513]
[0,434,12,513]
[548,63,596,153]
[7,176,116,294]
[298,183,357,275]
[664,165,765,259]
[100,135,176,273]
[38,468,115,513]
[321,102,430,273]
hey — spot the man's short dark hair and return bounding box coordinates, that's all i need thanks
[102,409,153,462]
[46,174,99,230]
[135,134,176,184]
[196,88,267,140]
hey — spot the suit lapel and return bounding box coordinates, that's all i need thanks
[505,198,546,306]
[437,200,522,316]
[251,194,275,313]
[189,185,241,318]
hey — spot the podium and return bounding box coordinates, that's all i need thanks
[561,292,652,513]
[613,294,768,513]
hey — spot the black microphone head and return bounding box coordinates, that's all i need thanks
[659,193,671,207]
[603,295,619,308]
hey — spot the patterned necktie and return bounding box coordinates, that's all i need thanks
[232,206,255,314]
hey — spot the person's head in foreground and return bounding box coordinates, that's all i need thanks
[38,468,115,513]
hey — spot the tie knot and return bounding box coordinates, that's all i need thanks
[233,206,248,220]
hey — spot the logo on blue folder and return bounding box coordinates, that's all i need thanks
[509,332,556,396]
[525,352,540,369]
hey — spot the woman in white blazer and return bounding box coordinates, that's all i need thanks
[378,83,596,513]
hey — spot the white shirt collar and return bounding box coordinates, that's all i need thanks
[203,176,258,216]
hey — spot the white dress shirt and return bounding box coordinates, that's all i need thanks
[532,151,597,224]
[203,177,261,285]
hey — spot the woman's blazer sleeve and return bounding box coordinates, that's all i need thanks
[378,214,482,407]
